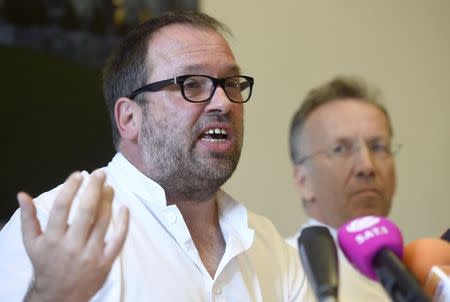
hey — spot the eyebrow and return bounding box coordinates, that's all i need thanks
[177,64,241,75]
[332,135,390,143]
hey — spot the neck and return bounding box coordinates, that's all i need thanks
[172,194,219,228]
[174,194,225,278]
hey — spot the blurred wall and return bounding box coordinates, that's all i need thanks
[201,0,450,242]
[1,46,115,222]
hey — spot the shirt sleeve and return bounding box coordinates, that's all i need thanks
[0,185,59,302]
[0,209,35,301]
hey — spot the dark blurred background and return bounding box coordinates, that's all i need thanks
[0,0,197,226]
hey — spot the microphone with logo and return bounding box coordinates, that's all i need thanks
[403,238,450,302]
[298,226,339,302]
[337,216,430,302]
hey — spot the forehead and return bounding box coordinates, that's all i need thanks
[303,99,391,144]
[146,24,239,77]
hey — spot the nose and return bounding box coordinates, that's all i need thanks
[204,85,233,114]
[353,143,376,179]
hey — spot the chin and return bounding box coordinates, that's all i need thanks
[352,208,388,219]
[352,196,389,216]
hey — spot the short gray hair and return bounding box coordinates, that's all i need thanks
[289,75,392,163]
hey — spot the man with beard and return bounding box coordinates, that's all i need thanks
[0,11,314,302]
[286,76,399,301]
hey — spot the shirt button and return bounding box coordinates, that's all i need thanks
[165,212,177,225]
[214,287,222,295]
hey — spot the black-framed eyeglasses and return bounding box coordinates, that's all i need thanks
[294,139,402,165]
[128,74,254,103]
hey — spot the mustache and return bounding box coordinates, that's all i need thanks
[189,112,237,145]
[195,112,232,129]
[204,112,231,123]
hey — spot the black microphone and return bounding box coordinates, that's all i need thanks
[441,228,450,243]
[298,226,339,302]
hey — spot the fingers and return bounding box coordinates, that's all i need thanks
[18,192,42,250]
[18,169,127,302]
[104,205,129,263]
[66,170,106,245]
[19,168,128,273]
[84,185,114,253]
[46,172,83,238]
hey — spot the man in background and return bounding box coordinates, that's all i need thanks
[0,11,313,301]
[286,76,399,301]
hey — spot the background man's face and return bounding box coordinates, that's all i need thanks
[296,99,396,227]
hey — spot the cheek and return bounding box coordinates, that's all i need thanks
[166,104,205,130]
[383,164,397,195]
[310,164,347,195]
[236,104,244,115]
[234,108,244,130]
[230,102,244,116]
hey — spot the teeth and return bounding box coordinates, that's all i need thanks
[203,138,226,143]
[204,128,228,135]
[202,128,228,143]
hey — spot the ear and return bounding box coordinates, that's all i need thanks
[293,165,315,202]
[114,97,141,141]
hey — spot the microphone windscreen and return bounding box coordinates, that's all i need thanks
[337,216,403,280]
[403,238,450,286]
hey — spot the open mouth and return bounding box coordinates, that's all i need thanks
[201,128,229,143]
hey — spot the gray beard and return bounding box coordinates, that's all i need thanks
[139,108,242,203]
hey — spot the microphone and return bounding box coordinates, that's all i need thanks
[298,226,339,302]
[441,228,450,243]
[337,216,430,302]
[403,238,450,301]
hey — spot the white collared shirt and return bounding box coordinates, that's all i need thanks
[0,153,314,301]
[286,218,391,302]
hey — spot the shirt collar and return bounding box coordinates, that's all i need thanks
[217,190,253,239]
[108,153,254,245]
[216,190,255,261]
[107,152,167,208]
[304,218,338,241]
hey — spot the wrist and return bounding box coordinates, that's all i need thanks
[24,278,89,302]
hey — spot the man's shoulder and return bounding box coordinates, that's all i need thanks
[246,210,288,246]
[33,170,96,210]
[284,219,328,249]
[285,231,300,249]
[247,209,275,231]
